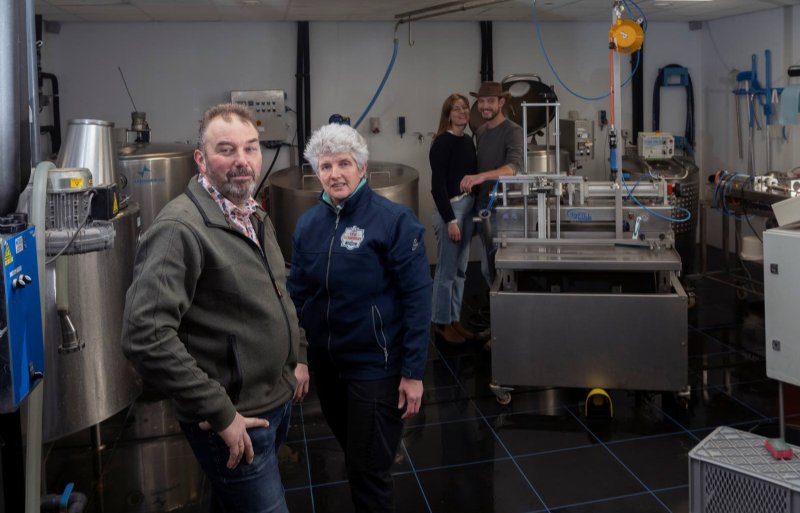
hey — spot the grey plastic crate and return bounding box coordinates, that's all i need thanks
[689,426,800,513]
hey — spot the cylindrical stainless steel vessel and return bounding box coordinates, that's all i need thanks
[0,0,30,215]
[526,146,570,174]
[57,119,120,187]
[269,162,419,261]
[46,429,204,513]
[118,142,196,231]
[43,204,142,442]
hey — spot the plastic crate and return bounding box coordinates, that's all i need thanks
[689,426,800,513]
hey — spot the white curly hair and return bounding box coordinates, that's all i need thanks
[304,123,369,174]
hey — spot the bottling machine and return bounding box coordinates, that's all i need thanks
[486,102,690,404]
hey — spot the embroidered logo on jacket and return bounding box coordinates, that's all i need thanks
[341,225,365,250]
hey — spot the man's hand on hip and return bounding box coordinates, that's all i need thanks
[198,412,269,469]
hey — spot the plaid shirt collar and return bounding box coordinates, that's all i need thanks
[197,174,260,245]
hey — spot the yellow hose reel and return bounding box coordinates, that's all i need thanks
[609,19,644,54]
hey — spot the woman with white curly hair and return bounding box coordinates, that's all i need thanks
[287,123,432,513]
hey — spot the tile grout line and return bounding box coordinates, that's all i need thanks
[712,384,773,421]
[399,440,434,513]
[297,402,317,513]
[430,342,553,513]
[565,407,673,513]
[646,398,704,443]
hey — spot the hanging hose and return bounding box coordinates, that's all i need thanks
[254,143,284,199]
[353,36,399,129]
[532,0,642,102]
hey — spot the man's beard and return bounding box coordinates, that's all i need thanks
[481,107,500,121]
[214,166,257,203]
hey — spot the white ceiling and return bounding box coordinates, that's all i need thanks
[34,0,797,23]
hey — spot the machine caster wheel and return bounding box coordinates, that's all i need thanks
[496,391,512,406]
[489,382,514,406]
[687,290,696,308]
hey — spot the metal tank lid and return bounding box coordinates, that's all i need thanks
[118,142,195,160]
[269,161,418,194]
[68,118,114,127]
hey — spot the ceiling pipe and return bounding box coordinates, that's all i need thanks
[0,0,31,216]
[394,0,512,24]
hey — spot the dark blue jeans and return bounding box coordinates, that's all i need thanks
[314,371,405,513]
[181,401,292,513]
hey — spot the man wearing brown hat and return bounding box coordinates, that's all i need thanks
[459,80,524,286]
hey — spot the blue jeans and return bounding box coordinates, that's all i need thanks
[181,401,292,513]
[431,195,474,325]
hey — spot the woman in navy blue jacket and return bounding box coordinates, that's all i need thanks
[287,123,432,513]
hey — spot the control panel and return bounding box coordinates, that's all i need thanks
[0,224,44,412]
[638,132,674,160]
[559,119,594,163]
[231,90,287,143]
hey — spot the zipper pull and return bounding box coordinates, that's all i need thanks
[383,347,388,368]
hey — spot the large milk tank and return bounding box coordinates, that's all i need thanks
[43,204,142,442]
[118,143,196,231]
[269,162,419,261]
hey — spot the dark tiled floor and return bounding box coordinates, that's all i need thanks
[44,254,800,513]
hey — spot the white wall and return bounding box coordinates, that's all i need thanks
[41,18,706,261]
[700,5,799,248]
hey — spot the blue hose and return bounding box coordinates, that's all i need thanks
[621,174,692,223]
[532,0,642,102]
[354,37,399,129]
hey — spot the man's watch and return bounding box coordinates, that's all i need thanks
[448,219,458,225]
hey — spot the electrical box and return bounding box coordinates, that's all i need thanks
[559,119,594,162]
[763,225,800,387]
[0,225,44,412]
[637,132,674,160]
[230,90,287,143]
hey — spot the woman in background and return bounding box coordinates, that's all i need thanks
[429,93,478,344]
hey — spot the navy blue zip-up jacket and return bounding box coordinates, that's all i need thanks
[287,183,432,380]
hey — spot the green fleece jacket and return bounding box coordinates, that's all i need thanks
[121,178,307,432]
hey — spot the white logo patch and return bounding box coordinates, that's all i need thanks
[412,238,419,251]
[341,225,365,250]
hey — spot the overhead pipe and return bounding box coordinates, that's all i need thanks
[303,22,311,153]
[295,21,310,165]
[0,0,30,216]
[480,21,493,82]
[26,0,39,165]
[40,72,61,155]
[395,0,511,23]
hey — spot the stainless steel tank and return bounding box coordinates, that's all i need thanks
[269,162,419,261]
[58,119,120,187]
[527,146,570,174]
[43,204,142,442]
[118,143,196,231]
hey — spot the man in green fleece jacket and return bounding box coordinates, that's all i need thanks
[121,103,308,513]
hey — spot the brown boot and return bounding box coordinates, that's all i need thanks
[451,321,477,341]
[433,323,466,344]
